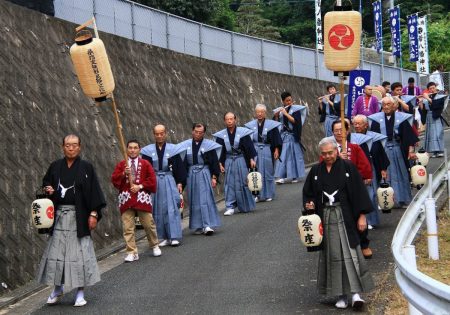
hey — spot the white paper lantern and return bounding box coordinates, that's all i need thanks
[247,171,263,192]
[31,198,54,229]
[416,151,429,167]
[298,214,323,247]
[411,164,427,186]
[377,181,394,213]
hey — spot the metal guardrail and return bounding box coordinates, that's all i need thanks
[53,0,420,85]
[392,161,450,315]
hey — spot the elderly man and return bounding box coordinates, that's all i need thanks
[112,140,161,262]
[214,112,257,215]
[244,104,282,202]
[368,97,419,207]
[37,134,106,307]
[178,123,222,235]
[303,137,374,310]
[421,82,446,158]
[273,91,308,184]
[351,85,379,118]
[141,124,187,247]
[353,115,390,229]
[331,120,373,258]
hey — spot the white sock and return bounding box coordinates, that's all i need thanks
[75,289,85,302]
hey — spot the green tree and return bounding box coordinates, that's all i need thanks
[235,0,281,40]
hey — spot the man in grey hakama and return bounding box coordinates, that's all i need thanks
[37,134,106,307]
[214,112,257,215]
[179,123,222,235]
[421,82,447,158]
[368,97,419,207]
[303,137,374,310]
[273,91,308,183]
[141,124,187,247]
[244,104,282,202]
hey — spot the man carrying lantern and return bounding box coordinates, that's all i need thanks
[141,124,187,247]
[303,136,374,310]
[273,91,308,184]
[37,134,106,307]
[244,104,282,202]
[368,97,419,208]
[214,112,257,216]
[111,139,161,262]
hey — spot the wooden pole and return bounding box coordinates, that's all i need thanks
[339,72,347,152]
[110,94,133,186]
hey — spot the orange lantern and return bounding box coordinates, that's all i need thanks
[70,30,115,101]
[324,8,362,72]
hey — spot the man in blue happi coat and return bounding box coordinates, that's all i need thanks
[178,123,222,235]
[368,97,419,208]
[214,112,257,216]
[244,104,282,202]
[319,84,340,137]
[141,124,187,247]
[273,91,308,184]
[421,82,447,158]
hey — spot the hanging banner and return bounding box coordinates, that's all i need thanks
[388,7,401,57]
[372,0,383,53]
[348,70,371,116]
[407,14,419,62]
[315,0,323,50]
[417,16,429,74]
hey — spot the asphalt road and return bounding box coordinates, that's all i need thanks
[5,131,449,315]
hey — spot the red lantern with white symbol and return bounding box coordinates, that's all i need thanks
[324,8,362,72]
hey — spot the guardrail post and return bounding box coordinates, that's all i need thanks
[402,245,423,315]
[445,148,450,215]
[425,174,439,260]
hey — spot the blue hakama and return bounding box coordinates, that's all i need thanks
[178,139,222,230]
[214,127,257,212]
[424,111,444,153]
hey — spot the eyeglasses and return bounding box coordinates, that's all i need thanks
[64,143,80,148]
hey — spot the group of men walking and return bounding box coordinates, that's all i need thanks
[36,91,309,307]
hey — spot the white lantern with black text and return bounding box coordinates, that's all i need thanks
[247,170,263,193]
[298,214,323,247]
[31,198,54,229]
[377,181,394,213]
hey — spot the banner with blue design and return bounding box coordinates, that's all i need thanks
[348,70,371,116]
[407,14,419,62]
[389,7,401,57]
[372,0,383,53]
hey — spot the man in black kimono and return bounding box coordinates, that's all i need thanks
[37,134,106,307]
[303,137,374,310]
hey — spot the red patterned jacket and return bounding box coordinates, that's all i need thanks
[111,158,157,214]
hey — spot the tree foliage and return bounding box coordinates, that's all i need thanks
[133,0,449,70]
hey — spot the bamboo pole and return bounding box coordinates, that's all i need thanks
[110,94,133,186]
[339,72,347,152]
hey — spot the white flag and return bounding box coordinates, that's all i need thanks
[315,0,323,50]
[416,16,429,74]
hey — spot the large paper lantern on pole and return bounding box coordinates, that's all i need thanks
[70,30,115,101]
[69,18,131,186]
[323,1,362,153]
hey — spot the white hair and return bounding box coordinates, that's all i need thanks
[353,114,368,124]
[382,96,395,104]
[255,104,267,111]
[318,136,338,150]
